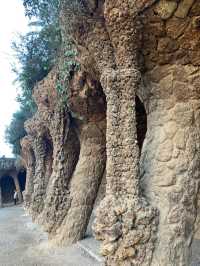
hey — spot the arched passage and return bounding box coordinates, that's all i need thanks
[0,175,15,204]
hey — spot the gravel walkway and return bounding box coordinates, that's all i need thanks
[0,205,103,266]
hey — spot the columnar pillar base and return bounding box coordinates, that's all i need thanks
[94,69,159,265]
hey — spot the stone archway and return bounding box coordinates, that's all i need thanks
[0,175,15,205]
[0,158,25,207]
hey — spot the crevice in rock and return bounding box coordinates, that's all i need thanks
[136,95,147,152]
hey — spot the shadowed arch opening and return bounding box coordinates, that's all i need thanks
[0,175,15,204]
[18,170,26,192]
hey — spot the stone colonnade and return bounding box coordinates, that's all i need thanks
[60,0,200,265]
[21,0,200,265]
[0,171,23,207]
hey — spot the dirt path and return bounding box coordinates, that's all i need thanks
[0,205,103,266]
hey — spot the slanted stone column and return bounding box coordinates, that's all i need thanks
[12,173,23,203]
[41,124,80,235]
[21,136,36,209]
[55,121,106,245]
[31,135,47,217]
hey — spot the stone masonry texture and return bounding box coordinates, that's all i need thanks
[21,1,200,265]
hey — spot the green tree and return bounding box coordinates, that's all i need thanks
[6,0,81,155]
[6,0,61,155]
[23,0,60,25]
[5,110,29,155]
[12,23,61,108]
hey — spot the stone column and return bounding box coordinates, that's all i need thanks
[21,136,36,210]
[12,173,23,203]
[93,69,158,266]
[55,121,106,245]
[140,98,200,265]
[41,125,80,235]
[31,135,47,218]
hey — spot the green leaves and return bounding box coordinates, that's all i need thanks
[6,0,61,155]
[7,0,82,154]
[23,0,60,25]
[56,42,80,106]
[5,110,29,155]
[12,25,60,114]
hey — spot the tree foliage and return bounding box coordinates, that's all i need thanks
[5,110,30,155]
[23,0,60,24]
[6,0,61,155]
[12,23,61,111]
[6,0,81,155]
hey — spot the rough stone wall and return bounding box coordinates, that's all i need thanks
[60,0,200,265]
[22,67,107,243]
[61,1,159,265]
[139,1,200,265]
[22,0,200,265]
[52,72,106,244]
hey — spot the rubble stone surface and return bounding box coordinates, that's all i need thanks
[22,1,200,265]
